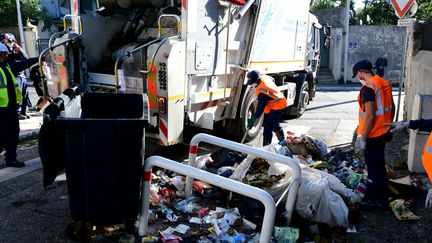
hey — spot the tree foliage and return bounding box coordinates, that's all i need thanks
[312,0,432,25]
[356,0,398,25]
[356,0,432,25]
[0,0,42,27]
[311,0,338,12]
[311,0,357,24]
[416,0,432,22]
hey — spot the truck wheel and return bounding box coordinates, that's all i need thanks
[287,81,309,117]
[241,89,263,141]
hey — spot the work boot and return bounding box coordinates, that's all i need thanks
[5,160,25,168]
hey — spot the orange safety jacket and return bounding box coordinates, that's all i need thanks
[422,133,432,182]
[357,75,393,138]
[255,75,288,114]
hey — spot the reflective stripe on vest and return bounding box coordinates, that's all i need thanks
[422,133,432,182]
[255,75,288,113]
[0,68,7,88]
[0,65,22,108]
[426,145,432,154]
[357,75,393,138]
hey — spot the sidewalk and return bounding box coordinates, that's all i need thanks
[317,83,402,91]
[19,113,43,140]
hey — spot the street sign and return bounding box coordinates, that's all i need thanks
[391,0,415,18]
[397,18,416,27]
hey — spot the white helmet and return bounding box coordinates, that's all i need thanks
[0,43,8,53]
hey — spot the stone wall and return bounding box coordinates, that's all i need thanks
[347,25,406,83]
[313,6,346,28]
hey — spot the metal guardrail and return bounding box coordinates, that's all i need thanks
[138,156,276,242]
[185,133,301,226]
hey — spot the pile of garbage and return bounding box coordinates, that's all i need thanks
[142,131,421,241]
[144,168,303,242]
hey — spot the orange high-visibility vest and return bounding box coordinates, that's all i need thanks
[255,75,288,114]
[422,133,432,182]
[357,75,393,138]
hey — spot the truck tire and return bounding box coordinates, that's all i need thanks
[240,89,263,141]
[287,81,309,117]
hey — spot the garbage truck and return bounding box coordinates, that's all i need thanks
[39,0,327,145]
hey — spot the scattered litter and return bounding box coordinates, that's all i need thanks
[273,226,299,243]
[390,199,420,221]
[389,176,414,186]
[159,231,182,243]
[142,236,158,242]
[207,148,247,168]
[347,225,357,233]
[163,227,176,234]
[118,233,135,243]
[174,224,190,234]
[189,217,202,224]
[171,176,185,191]
[193,180,214,196]
[242,218,257,230]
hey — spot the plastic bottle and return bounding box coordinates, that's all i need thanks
[350,182,367,203]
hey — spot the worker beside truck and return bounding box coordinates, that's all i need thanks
[36,0,326,146]
[246,70,287,146]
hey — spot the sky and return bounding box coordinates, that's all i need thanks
[354,0,365,9]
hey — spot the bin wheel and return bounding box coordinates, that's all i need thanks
[65,221,89,241]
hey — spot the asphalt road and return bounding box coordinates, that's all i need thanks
[0,86,407,242]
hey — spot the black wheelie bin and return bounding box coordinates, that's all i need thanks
[56,93,149,234]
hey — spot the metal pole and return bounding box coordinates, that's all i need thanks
[185,133,301,225]
[15,0,27,53]
[395,18,410,121]
[343,0,350,83]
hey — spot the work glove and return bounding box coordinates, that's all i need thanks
[384,121,409,132]
[426,188,432,209]
[355,137,366,150]
[247,116,257,129]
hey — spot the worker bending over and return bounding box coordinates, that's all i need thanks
[246,70,288,146]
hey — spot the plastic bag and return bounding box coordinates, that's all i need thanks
[230,144,294,201]
[313,137,328,158]
[273,226,299,243]
[286,134,323,160]
[295,168,350,227]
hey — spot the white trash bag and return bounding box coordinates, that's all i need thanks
[295,168,350,227]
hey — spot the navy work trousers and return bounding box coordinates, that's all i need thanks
[17,75,29,115]
[263,109,284,146]
[364,135,389,204]
[0,108,20,162]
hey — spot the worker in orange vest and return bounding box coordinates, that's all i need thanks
[386,119,432,208]
[247,70,288,146]
[353,60,395,208]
